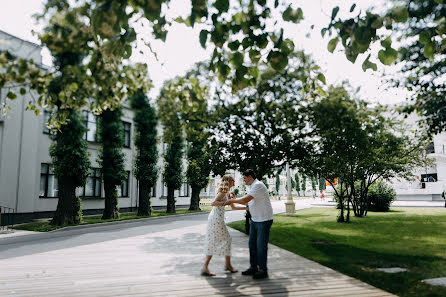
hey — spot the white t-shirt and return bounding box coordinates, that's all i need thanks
[247,179,273,222]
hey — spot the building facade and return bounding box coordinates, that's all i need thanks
[0,31,196,223]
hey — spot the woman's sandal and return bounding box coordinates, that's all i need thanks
[224,266,238,273]
[201,270,216,277]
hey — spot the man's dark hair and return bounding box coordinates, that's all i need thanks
[242,169,256,179]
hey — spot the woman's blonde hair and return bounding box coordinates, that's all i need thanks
[217,174,234,194]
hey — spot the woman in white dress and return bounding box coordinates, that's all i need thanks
[201,174,248,276]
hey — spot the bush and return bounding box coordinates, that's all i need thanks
[368,181,395,212]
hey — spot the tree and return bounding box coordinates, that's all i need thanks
[308,85,426,221]
[157,80,185,214]
[209,51,322,179]
[131,90,159,216]
[311,176,317,196]
[318,177,326,192]
[39,11,92,226]
[98,108,126,219]
[324,1,446,134]
[50,110,90,225]
[163,136,184,214]
[275,172,281,197]
[301,175,307,196]
[295,172,301,196]
[1,1,150,123]
[175,67,213,211]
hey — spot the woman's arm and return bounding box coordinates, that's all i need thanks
[211,192,227,207]
[230,204,248,210]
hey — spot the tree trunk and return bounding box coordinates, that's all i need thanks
[137,182,151,216]
[51,177,81,225]
[337,196,345,222]
[188,186,201,211]
[346,198,351,222]
[102,180,119,219]
[166,187,176,213]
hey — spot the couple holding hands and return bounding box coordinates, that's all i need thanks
[201,169,273,280]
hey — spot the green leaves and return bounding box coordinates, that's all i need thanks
[424,42,436,59]
[390,6,408,23]
[419,31,431,45]
[378,48,398,65]
[331,6,339,20]
[6,91,17,100]
[316,73,326,84]
[362,54,377,71]
[350,4,356,13]
[249,49,261,64]
[282,5,303,23]
[231,52,244,67]
[328,38,339,53]
[378,37,398,65]
[199,30,208,48]
[267,50,288,71]
[214,0,229,13]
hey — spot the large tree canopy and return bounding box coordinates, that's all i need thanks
[209,51,323,178]
[325,1,446,133]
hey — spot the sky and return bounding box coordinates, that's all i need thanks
[0,0,408,104]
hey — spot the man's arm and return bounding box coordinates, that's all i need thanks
[224,194,254,206]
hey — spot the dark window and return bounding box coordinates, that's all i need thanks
[421,173,437,183]
[123,121,131,148]
[43,110,52,134]
[152,184,156,197]
[83,111,98,142]
[426,142,435,154]
[180,182,189,197]
[79,168,102,197]
[118,171,130,197]
[40,163,58,197]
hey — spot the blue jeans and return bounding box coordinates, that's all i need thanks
[249,219,273,271]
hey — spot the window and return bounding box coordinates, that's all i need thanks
[118,171,130,197]
[40,163,58,197]
[43,110,52,134]
[426,142,435,154]
[79,168,102,197]
[162,182,168,197]
[180,182,189,197]
[83,111,98,142]
[152,184,156,197]
[123,121,131,148]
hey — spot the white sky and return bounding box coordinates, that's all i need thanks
[0,0,409,104]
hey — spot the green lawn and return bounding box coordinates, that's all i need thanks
[14,208,212,232]
[228,207,446,297]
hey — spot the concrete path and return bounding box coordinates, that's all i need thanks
[0,199,394,296]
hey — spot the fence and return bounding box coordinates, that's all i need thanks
[0,206,15,232]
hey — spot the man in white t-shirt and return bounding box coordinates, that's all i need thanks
[225,169,273,279]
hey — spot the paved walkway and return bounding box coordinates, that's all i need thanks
[0,200,394,296]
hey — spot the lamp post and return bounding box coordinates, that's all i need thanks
[285,162,296,215]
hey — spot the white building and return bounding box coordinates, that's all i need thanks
[0,30,195,223]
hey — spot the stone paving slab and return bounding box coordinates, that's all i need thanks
[0,217,395,297]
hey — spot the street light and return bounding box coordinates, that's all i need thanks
[285,162,296,215]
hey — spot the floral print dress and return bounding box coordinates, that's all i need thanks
[204,193,231,256]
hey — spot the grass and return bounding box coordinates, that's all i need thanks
[13,207,212,232]
[228,207,446,297]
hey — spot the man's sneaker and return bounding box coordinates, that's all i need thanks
[241,268,257,275]
[252,269,268,279]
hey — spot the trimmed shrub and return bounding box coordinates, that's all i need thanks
[368,181,396,212]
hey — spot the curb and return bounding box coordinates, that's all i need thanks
[50,210,211,233]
